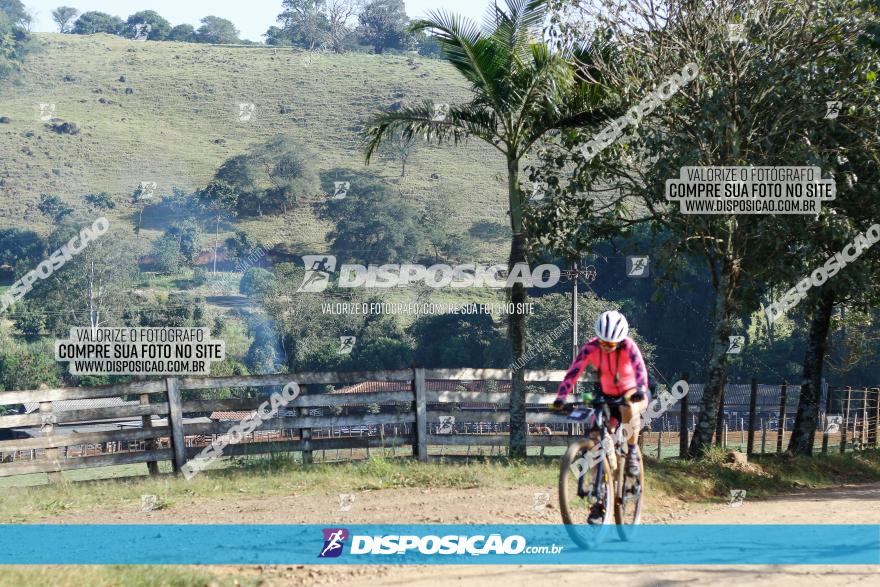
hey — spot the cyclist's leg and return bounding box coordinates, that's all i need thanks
[619,390,648,446]
[620,390,648,477]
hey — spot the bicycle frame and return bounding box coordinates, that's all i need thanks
[568,404,611,499]
[567,400,627,499]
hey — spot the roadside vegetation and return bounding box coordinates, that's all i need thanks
[2,451,878,523]
[0,566,252,587]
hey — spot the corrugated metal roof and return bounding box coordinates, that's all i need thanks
[209,411,253,421]
[331,380,513,394]
[22,397,140,414]
[682,383,816,412]
[209,408,297,421]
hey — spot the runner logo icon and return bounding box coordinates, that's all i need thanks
[298,255,337,293]
[319,528,349,558]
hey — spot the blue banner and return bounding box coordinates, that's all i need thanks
[0,525,877,565]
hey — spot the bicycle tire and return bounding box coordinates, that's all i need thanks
[558,438,614,549]
[613,444,644,540]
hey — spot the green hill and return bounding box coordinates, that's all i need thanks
[0,33,511,260]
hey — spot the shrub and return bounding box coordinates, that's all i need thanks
[240,267,275,298]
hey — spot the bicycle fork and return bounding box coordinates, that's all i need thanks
[579,432,614,502]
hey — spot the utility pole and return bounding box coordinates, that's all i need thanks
[571,261,578,361]
[562,259,598,360]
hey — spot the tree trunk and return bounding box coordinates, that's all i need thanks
[213,216,220,274]
[687,260,735,457]
[507,157,528,459]
[508,233,528,459]
[788,289,835,455]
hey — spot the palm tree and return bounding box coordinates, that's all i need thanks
[364,0,609,458]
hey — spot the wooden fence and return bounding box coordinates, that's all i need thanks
[0,368,574,482]
[1,371,877,483]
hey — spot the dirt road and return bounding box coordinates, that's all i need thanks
[40,482,880,585]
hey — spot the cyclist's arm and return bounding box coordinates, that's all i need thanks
[625,339,649,392]
[555,341,599,402]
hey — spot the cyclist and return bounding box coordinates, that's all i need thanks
[552,310,650,523]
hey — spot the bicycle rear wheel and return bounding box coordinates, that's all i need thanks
[558,438,614,549]
[614,444,644,540]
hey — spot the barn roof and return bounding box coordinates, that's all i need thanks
[331,380,514,394]
[22,397,139,414]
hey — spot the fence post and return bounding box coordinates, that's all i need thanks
[747,378,758,456]
[298,384,312,465]
[39,401,61,483]
[861,388,869,449]
[679,372,689,458]
[761,419,767,454]
[412,368,427,462]
[853,412,861,450]
[872,387,880,448]
[776,382,788,454]
[139,392,159,476]
[134,373,160,476]
[821,387,834,454]
[165,377,187,474]
[841,387,852,453]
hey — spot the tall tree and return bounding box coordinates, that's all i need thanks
[0,228,44,270]
[545,0,877,457]
[168,24,196,42]
[195,16,240,44]
[0,0,30,79]
[320,170,425,263]
[0,0,27,27]
[378,132,416,176]
[357,0,408,53]
[51,6,78,33]
[364,0,610,458]
[327,0,362,52]
[263,25,287,46]
[125,10,172,40]
[35,220,141,332]
[277,0,330,49]
[72,11,124,35]
[783,0,880,454]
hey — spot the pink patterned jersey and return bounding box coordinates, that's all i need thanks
[555,336,649,399]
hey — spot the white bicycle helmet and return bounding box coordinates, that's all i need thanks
[595,310,629,343]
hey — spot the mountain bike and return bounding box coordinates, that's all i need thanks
[557,394,644,548]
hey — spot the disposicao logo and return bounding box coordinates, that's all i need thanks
[318,528,349,558]
[296,255,560,292]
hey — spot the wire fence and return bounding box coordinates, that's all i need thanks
[637,383,879,459]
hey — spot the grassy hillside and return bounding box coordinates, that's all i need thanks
[0,34,511,260]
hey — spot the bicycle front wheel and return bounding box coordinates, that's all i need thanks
[558,438,614,549]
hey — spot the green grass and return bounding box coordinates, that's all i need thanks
[0,34,510,262]
[0,455,554,522]
[647,448,880,502]
[0,461,176,490]
[2,450,879,523]
[0,566,256,587]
